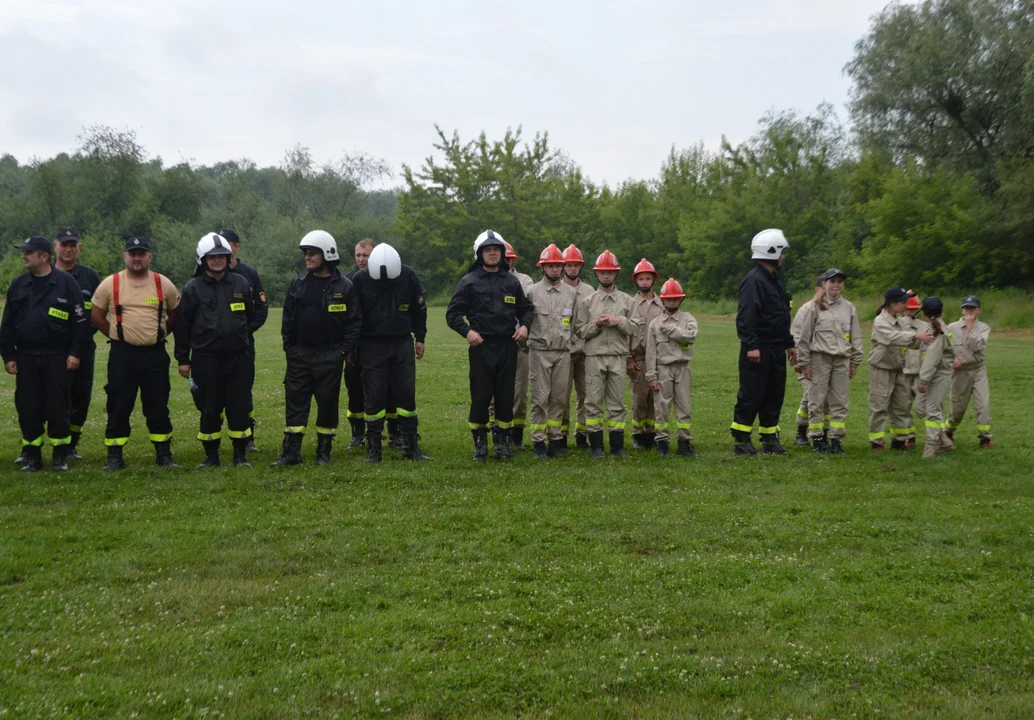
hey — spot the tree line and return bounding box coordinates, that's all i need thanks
[2,0,1032,302]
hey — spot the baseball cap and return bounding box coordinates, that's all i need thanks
[884,286,910,304]
[821,268,847,283]
[15,236,53,254]
[921,296,943,317]
[219,228,240,244]
[961,295,981,308]
[55,226,81,243]
[124,236,151,252]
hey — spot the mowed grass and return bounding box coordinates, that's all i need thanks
[2,307,1034,718]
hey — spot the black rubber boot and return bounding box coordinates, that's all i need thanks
[348,418,365,450]
[196,440,221,469]
[633,434,646,450]
[387,419,402,450]
[589,431,605,460]
[233,438,251,467]
[51,444,69,472]
[13,450,27,464]
[315,434,333,466]
[68,431,84,461]
[510,426,527,452]
[795,425,809,446]
[20,445,43,473]
[472,429,488,462]
[401,431,430,461]
[547,439,567,459]
[532,440,548,459]
[154,440,179,468]
[246,418,259,452]
[269,433,304,467]
[493,428,514,461]
[812,437,829,455]
[829,438,846,456]
[676,439,696,457]
[576,433,590,450]
[761,435,788,455]
[609,430,630,458]
[365,432,383,463]
[644,431,657,449]
[102,444,125,471]
[656,439,670,457]
[733,433,758,456]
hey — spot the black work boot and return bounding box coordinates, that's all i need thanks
[633,434,646,450]
[547,438,567,458]
[401,430,430,460]
[13,450,27,465]
[532,440,548,459]
[656,439,670,457]
[589,431,605,459]
[348,418,365,450]
[733,433,758,456]
[20,445,43,473]
[761,435,788,455]
[829,438,846,456]
[68,431,84,461]
[102,444,125,471]
[472,429,488,462]
[576,433,590,451]
[232,438,251,467]
[269,433,304,467]
[365,432,383,463]
[890,438,908,451]
[510,426,527,452]
[387,419,402,450]
[676,439,696,457]
[51,444,69,472]
[154,440,179,468]
[246,418,259,452]
[795,425,809,446]
[493,428,514,461]
[196,440,221,469]
[315,434,333,466]
[812,436,829,455]
[609,430,630,458]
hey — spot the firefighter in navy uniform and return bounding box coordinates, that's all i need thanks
[174,233,258,468]
[350,243,429,462]
[446,230,534,461]
[730,229,796,456]
[221,228,268,452]
[53,226,101,460]
[270,230,362,467]
[1,236,90,472]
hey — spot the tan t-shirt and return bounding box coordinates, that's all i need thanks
[92,270,181,347]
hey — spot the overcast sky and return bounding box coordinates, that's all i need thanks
[0,0,902,187]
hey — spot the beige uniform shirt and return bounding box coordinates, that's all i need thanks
[795,296,864,369]
[526,279,577,352]
[576,289,639,357]
[948,319,990,370]
[919,319,955,384]
[791,299,815,348]
[645,310,699,381]
[903,315,929,375]
[630,293,664,359]
[869,310,918,371]
[566,280,596,354]
[92,270,181,347]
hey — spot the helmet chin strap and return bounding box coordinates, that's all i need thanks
[565,270,580,280]
[598,280,613,288]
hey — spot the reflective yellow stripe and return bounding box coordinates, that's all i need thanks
[869,432,886,440]
[977,425,992,431]
[512,418,526,427]
[495,420,512,430]
[346,411,365,419]
[48,307,69,320]
[468,422,489,430]
[148,433,172,442]
[796,408,808,419]
[807,423,825,430]
[22,436,45,447]
[575,423,588,432]
[315,426,336,435]
[197,432,221,441]
[676,422,692,430]
[396,408,418,418]
[828,421,847,429]
[284,426,306,434]
[104,437,129,446]
[230,302,245,311]
[585,418,605,427]
[386,413,398,420]
[608,421,626,429]
[227,428,253,439]
[925,421,946,429]
[546,420,562,428]
[731,422,753,433]
[560,425,569,433]
[528,423,548,431]
[758,425,780,435]
[69,424,83,432]
[367,410,387,421]
[640,418,655,428]
[327,304,347,312]
[49,436,71,446]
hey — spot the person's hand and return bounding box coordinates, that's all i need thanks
[649,379,661,391]
[415,342,425,360]
[66,356,80,371]
[953,357,963,370]
[916,331,934,343]
[512,326,528,343]
[178,364,191,378]
[466,330,483,346]
[788,348,798,366]
[660,323,674,335]
[4,360,17,375]
[605,315,622,327]
[595,314,607,327]
[849,366,857,380]
[917,383,927,393]
[747,349,761,364]
[803,367,812,380]
[626,360,639,379]
[346,350,357,366]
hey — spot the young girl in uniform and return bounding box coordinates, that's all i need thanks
[915,297,955,457]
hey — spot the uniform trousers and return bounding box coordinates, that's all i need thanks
[243,341,256,423]
[584,354,628,433]
[360,337,417,436]
[512,348,530,426]
[15,354,71,446]
[468,339,517,429]
[806,353,850,439]
[563,350,588,437]
[192,350,252,440]
[528,349,570,442]
[949,365,992,440]
[630,353,656,436]
[104,342,173,445]
[796,373,829,429]
[284,346,345,434]
[914,370,952,446]
[731,345,786,439]
[653,362,692,442]
[68,347,95,433]
[347,350,397,424]
[868,366,914,445]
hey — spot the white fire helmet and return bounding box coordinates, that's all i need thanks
[368,243,402,280]
[750,228,789,261]
[473,229,506,259]
[195,232,232,266]
[298,230,340,263]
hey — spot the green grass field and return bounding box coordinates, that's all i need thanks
[2,308,1034,718]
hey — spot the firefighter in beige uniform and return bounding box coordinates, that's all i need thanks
[561,244,595,450]
[791,274,828,446]
[576,250,639,459]
[645,279,698,457]
[947,295,993,449]
[868,286,933,450]
[901,292,927,449]
[914,297,955,457]
[526,244,578,459]
[794,268,863,455]
[628,258,663,449]
[505,241,535,450]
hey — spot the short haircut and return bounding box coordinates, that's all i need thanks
[356,238,375,250]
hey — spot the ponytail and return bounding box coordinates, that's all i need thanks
[875,303,885,318]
